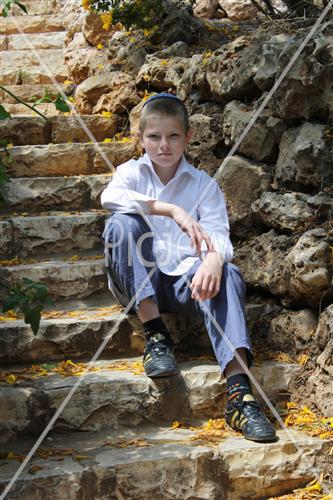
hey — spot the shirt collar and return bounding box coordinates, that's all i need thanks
[138,153,196,180]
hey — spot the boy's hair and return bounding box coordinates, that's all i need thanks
[139,97,190,134]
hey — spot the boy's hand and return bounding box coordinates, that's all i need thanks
[171,206,214,255]
[190,252,223,301]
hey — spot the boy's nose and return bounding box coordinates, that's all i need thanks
[160,136,170,148]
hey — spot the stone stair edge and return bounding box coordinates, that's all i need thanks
[0,13,77,35]
[0,425,328,500]
[0,359,301,447]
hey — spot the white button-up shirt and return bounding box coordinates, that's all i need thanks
[101,153,233,275]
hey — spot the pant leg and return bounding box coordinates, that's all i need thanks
[159,260,253,374]
[103,213,160,311]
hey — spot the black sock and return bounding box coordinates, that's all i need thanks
[143,317,171,342]
[226,373,254,405]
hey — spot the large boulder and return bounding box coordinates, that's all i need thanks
[254,20,333,120]
[285,229,332,305]
[75,72,131,114]
[64,32,110,84]
[222,100,286,162]
[136,55,189,92]
[218,0,258,20]
[206,37,262,102]
[252,191,315,233]
[268,309,318,352]
[216,155,272,237]
[274,123,333,191]
[235,228,332,306]
[194,0,220,18]
[82,11,116,47]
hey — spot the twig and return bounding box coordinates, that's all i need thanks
[0,85,48,121]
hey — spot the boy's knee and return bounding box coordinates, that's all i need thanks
[108,214,149,240]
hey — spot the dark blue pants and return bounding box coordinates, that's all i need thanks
[104,214,253,374]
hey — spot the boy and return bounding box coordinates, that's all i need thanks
[101,93,276,442]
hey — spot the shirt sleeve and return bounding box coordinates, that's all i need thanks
[197,172,233,263]
[101,162,154,214]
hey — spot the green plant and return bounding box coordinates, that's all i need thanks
[1,278,52,334]
[0,0,28,16]
[84,0,163,29]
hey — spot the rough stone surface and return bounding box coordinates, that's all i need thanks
[51,115,119,143]
[216,155,272,237]
[0,426,327,499]
[3,212,106,257]
[2,258,107,300]
[0,310,134,364]
[255,21,333,120]
[75,72,132,114]
[0,117,50,146]
[0,174,112,212]
[285,229,332,305]
[186,112,223,176]
[235,229,332,306]
[0,221,12,255]
[222,100,286,162]
[0,83,67,104]
[218,0,258,20]
[8,144,91,177]
[9,0,58,16]
[92,83,140,115]
[0,360,298,442]
[64,32,111,84]
[308,305,333,415]
[0,49,68,85]
[251,192,316,233]
[268,309,318,352]
[93,142,136,172]
[136,55,189,93]
[194,0,219,18]
[7,31,67,51]
[0,14,74,35]
[275,123,333,191]
[206,39,262,102]
[82,11,116,47]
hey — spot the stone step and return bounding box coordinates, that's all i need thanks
[0,115,120,145]
[2,102,62,116]
[0,210,107,258]
[0,14,75,35]
[0,358,299,443]
[0,83,68,104]
[1,255,107,300]
[0,48,68,85]
[6,142,135,177]
[0,425,328,499]
[1,31,67,51]
[9,0,58,16]
[0,296,135,364]
[0,174,113,213]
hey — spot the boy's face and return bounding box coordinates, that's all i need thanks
[140,114,191,173]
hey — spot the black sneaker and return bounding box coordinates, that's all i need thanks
[143,333,179,378]
[225,394,277,442]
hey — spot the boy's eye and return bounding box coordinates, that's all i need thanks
[148,134,159,139]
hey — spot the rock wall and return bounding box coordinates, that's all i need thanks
[63,5,333,415]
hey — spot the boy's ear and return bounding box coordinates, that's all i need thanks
[186,128,193,143]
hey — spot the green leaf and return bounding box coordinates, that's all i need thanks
[54,94,70,112]
[24,305,43,335]
[1,5,10,16]
[2,294,18,312]
[41,362,57,371]
[14,1,28,14]
[0,104,11,120]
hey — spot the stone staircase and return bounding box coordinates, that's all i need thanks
[0,3,330,499]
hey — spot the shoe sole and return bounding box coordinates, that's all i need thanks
[145,369,179,378]
[243,434,278,443]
